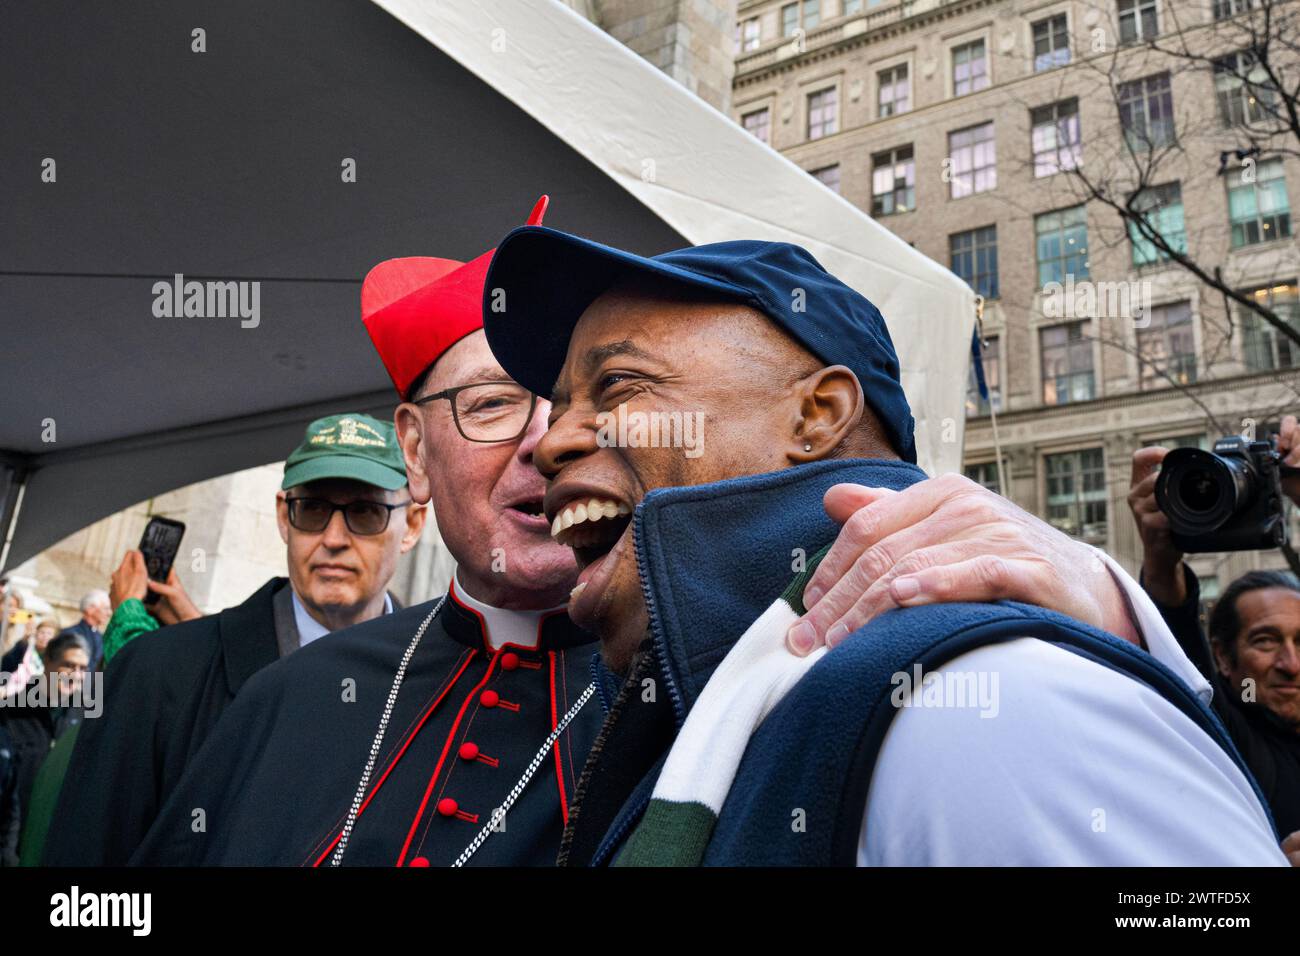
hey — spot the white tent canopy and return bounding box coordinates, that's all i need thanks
[0,0,972,572]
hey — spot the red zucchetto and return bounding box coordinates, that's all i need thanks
[362,195,549,399]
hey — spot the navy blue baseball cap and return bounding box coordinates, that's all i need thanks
[482,226,916,464]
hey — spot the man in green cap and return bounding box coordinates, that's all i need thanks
[42,413,426,866]
[275,413,425,653]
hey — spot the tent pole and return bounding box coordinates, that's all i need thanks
[988,403,1008,498]
[0,466,30,577]
[972,297,1007,496]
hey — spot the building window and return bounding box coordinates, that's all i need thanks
[1129,182,1186,266]
[1045,448,1108,544]
[950,226,999,299]
[741,107,770,144]
[1214,0,1257,19]
[1032,14,1070,71]
[782,3,799,36]
[965,335,1002,417]
[1119,73,1175,150]
[871,145,914,215]
[964,461,1003,493]
[843,0,863,14]
[877,63,910,118]
[1117,0,1158,45]
[1040,321,1095,404]
[1198,574,1222,619]
[948,122,996,198]
[1240,281,1300,371]
[1031,99,1082,177]
[811,164,841,193]
[1035,205,1089,286]
[807,87,838,140]
[737,17,761,52]
[952,40,989,97]
[783,0,819,35]
[1137,301,1196,389]
[1215,51,1272,126]
[1228,159,1292,248]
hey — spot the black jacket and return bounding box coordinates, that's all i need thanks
[0,725,20,866]
[42,577,287,866]
[0,682,81,865]
[1152,565,1300,837]
[1,641,26,676]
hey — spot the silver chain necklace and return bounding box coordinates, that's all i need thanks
[450,680,595,867]
[328,594,595,868]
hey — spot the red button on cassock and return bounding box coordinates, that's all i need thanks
[480,690,499,708]
[500,652,520,671]
[437,798,459,817]
[459,742,479,761]
[409,856,430,867]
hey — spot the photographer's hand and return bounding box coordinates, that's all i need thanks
[108,550,149,611]
[1128,446,1187,608]
[1277,414,1300,506]
[147,569,202,627]
[1283,829,1300,867]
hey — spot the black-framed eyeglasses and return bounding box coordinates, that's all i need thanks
[285,497,410,536]
[411,380,538,443]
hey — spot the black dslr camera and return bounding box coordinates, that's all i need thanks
[1155,435,1292,553]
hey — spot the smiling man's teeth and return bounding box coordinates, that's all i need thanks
[550,497,632,539]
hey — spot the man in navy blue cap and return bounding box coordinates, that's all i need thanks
[483,226,1287,866]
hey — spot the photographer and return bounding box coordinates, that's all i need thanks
[1129,415,1300,839]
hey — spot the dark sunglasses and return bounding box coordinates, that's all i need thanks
[285,497,410,536]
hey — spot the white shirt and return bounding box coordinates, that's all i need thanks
[291,591,393,648]
[859,547,1289,866]
[450,570,564,651]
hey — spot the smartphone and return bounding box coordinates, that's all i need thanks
[139,517,186,606]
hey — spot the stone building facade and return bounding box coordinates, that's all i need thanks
[717,0,1300,595]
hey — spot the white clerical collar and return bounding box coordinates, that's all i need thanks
[292,590,393,648]
[451,570,563,651]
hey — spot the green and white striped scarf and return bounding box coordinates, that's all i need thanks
[614,558,829,866]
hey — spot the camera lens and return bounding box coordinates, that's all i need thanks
[1180,468,1222,513]
[1156,448,1254,534]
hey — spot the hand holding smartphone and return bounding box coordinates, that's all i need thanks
[139,517,186,606]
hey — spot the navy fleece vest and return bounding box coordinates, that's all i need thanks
[700,600,1270,865]
[583,459,1271,865]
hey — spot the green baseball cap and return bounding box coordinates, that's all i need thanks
[281,413,407,491]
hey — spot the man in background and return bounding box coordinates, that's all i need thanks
[43,412,425,865]
[1130,430,1300,839]
[58,591,110,673]
[0,632,90,865]
[13,553,205,866]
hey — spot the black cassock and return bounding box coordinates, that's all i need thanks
[131,591,602,866]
